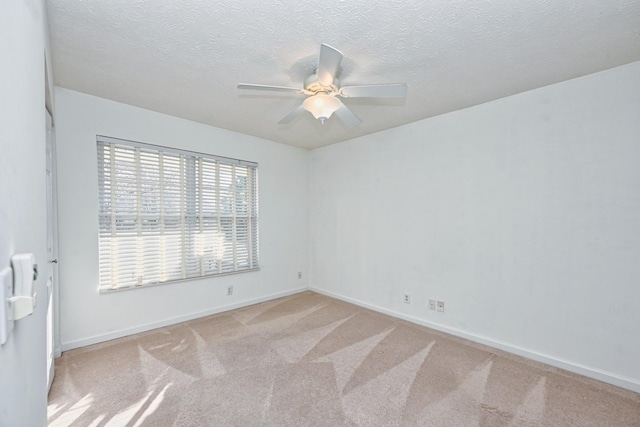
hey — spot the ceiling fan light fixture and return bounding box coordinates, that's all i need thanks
[303,94,341,124]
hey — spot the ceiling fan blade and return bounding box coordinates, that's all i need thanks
[238,83,303,94]
[340,83,407,98]
[317,44,343,87]
[334,103,361,127]
[278,105,305,124]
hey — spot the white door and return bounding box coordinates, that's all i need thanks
[45,110,58,390]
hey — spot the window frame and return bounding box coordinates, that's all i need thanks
[96,135,259,292]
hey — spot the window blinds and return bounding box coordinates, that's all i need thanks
[97,136,258,291]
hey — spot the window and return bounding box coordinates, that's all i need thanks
[97,136,258,291]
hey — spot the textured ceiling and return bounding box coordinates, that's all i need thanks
[47,0,640,149]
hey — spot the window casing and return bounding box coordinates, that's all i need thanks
[97,136,258,292]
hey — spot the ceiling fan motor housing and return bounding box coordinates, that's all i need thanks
[305,74,340,95]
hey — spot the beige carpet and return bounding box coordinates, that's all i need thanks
[48,291,640,426]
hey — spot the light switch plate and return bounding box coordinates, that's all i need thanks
[0,267,15,345]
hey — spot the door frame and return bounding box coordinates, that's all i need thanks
[45,56,61,394]
[45,108,60,392]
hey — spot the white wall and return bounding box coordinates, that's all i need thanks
[0,0,53,425]
[309,61,640,392]
[55,88,309,349]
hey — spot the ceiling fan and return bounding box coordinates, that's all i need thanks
[237,44,407,127]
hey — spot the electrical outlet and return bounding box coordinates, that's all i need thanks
[227,285,233,296]
[403,293,411,304]
[298,272,302,279]
[428,299,436,310]
[437,300,445,312]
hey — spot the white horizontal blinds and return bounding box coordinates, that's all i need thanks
[97,144,113,289]
[201,158,219,275]
[161,152,185,282]
[235,166,250,269]
[183,156,200,278]
[98,144,141,289]
[139,148,162,285]
[249,167,258,268]
[97,137,258,291]
[218,163,235,273]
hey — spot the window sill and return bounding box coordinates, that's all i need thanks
[98,267,261,293]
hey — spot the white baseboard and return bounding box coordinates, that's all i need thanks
[61,287,309,352]
[309,287,640,394]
